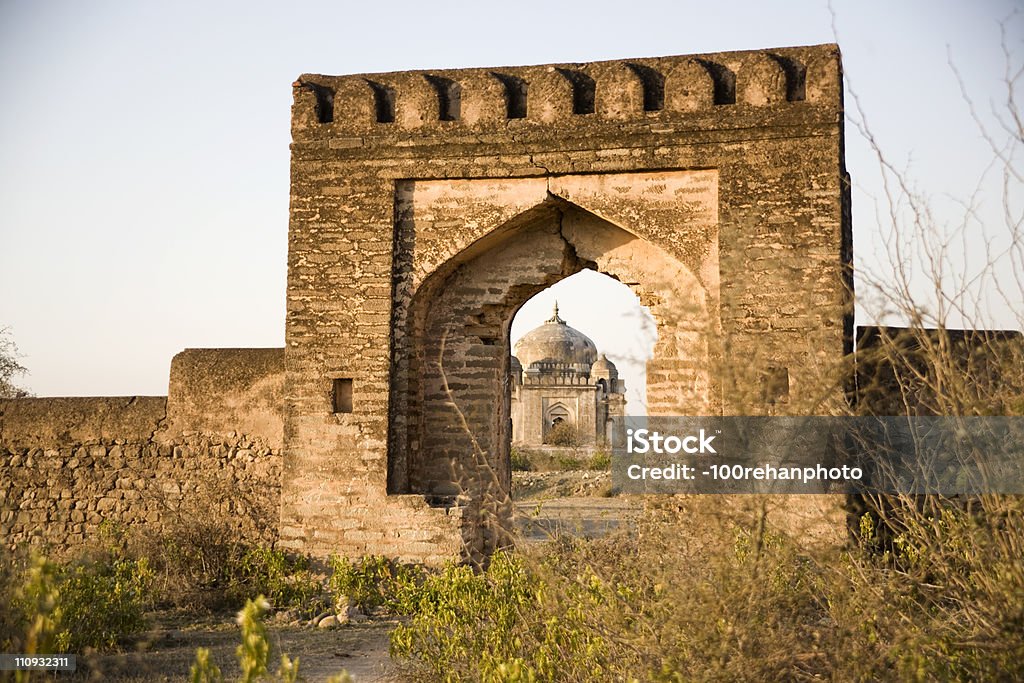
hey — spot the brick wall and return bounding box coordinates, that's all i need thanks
[0,46,852,565]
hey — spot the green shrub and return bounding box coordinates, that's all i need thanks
[555,452,585,469]
[5,553,61,656]
[52,555,152,651]
[587,449,611,470]
[390,550,623,681]
[189,646,222,683]
[235,596,271,683]
[389,552,558,681]
[6,550,152,654]
[509,447,533,472]
[328,555,422,613]
[224,547,325,618]
[6,529,326,656]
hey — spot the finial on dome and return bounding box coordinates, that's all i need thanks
[547,301,565,324]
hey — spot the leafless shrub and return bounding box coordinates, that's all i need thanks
[0,327,31,398]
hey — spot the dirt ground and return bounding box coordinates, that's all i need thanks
[53,475,844,682]
[56,472,624,683]
[513,474,638,542]
[72,612,400,682]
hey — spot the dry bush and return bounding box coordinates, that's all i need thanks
[0,327,31,398]
[543,421,580,447]
[835,20,1024,676]
[509,445,611,472]
[120,477,324,614]
[124,482,256,610]
[390,491,1023,681]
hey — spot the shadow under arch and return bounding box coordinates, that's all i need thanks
[387,195,720,556]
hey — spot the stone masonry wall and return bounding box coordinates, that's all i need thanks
[0,349,285,556]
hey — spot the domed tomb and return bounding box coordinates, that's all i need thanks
[509,303,627,448]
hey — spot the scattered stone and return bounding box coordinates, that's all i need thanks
[317,615,339,629]
[309,611,332,627]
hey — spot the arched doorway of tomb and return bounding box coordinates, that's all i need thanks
[386,195,720,555]
[547,406,571,428]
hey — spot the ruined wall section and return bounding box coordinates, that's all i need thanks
[285,45,849,561]
[0,349,285,554]
[166,348,285,451]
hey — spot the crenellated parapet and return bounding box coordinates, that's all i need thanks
[291,45,840,140]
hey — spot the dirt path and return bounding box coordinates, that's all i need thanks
[514,496,638,541]
[74,616,400,682]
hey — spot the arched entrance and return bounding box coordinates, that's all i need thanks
[387,177,720,555]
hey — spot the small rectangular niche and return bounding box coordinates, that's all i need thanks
[332,378,354,413]
[761,367,790,405]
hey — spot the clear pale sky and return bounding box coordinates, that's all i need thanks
[1,0,1021,407]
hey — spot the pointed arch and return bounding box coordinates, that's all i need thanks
[388,189,720,534]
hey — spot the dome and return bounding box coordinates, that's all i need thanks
[513,303,598,368]
[592,353,618,378]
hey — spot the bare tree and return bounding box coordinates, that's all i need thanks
[0,327,31,398]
